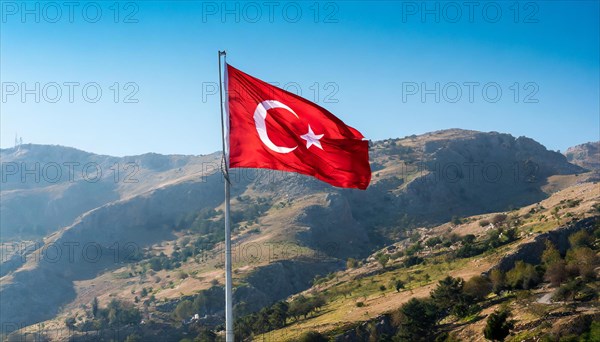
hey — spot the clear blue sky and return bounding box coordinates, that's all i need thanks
[1,1,598,156]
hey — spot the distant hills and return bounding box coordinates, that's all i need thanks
[0,144,220,240]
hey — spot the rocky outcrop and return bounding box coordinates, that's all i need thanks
[565,141,600,170]
[391,131,584,225]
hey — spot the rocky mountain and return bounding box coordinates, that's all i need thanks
[0,129,591,337]
[348,130,584,238]
[565,141,600,170]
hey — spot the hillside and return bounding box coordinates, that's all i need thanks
[256,181,600,341]
[1,129,595,341]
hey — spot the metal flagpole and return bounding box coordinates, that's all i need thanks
[218,50,234,342]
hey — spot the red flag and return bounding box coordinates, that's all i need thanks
[226,64,371,190]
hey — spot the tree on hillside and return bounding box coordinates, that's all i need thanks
[489,269,506,294]
[174,300,194,321]
[491,214,507,225]
[193,291,207,314]
[462,234,476,244]
[252,308,273,334]
[464,275,492,301]
[234,300,290,339]
[430,276,473,318]
[395,279,405,292]
[65,316,76,330]
[289,296,309,320]
[483,309,514,341]
[103,299,141,328]
[376,253,390,268]
[268,301,289,328]
[394,298,438,341]
[568,230,592,248]
[541,240,567,286]
[451,216,462,225]
[91,297,99,318]
[309,295,326,313]
[505,261,540,290]
[544,260,567,286]
[566,247,599,281]
[541,240,561,265]
[425,237,442,248]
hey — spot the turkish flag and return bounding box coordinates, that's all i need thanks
[226,64,371,190]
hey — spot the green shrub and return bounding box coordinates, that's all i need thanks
[489,269,506,294]
[463,275,492,301]
[346,258,358,269]
[569,230,593,248]
[506,261,540,290]
[566,247,598,280]
[491,214,507,225]
[403,255,424,268]
[395,280,405,292]
[425,237,443,248]
[483,309,514,341]
[173,300,194,321]
[553,279,597,302]
[541,240,562,266]
[376,253,390,268]
[406,243,423,256]
[451,216,462,225]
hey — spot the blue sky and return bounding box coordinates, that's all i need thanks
[1,1,598,156]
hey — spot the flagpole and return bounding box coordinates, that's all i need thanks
[218,50,234,342]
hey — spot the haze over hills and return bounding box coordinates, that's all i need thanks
[0,129,598,341]
[0,144,220,240]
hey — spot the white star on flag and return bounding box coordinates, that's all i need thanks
[300,125,324,150]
